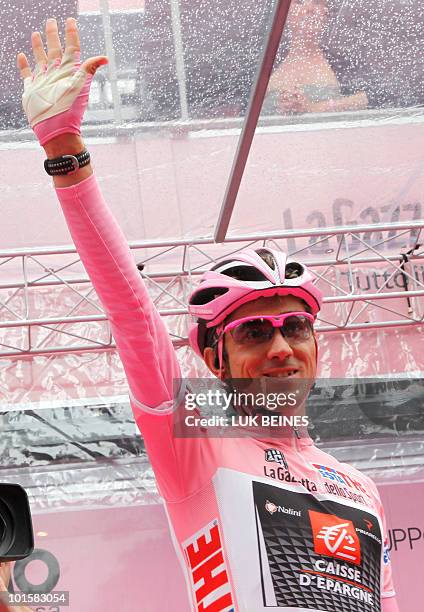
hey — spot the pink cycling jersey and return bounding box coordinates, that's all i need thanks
[56,175,397,612]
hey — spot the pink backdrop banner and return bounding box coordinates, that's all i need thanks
[378,479,424,612]
[11,504,191,612]
[2,122,422,248]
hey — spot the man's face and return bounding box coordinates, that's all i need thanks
[221,294,317,381]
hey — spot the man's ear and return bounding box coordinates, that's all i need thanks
[203,347,226,379]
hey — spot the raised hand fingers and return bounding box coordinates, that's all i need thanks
[17,52,32,80]
[65,17,80,57]
[46,18,63,62]
[81,55,108,76]
[31,31,48,67]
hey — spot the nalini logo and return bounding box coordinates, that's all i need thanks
[364,520,373,530]
[265,500,301,517]
[265,448,288,469]
[309,510,361,566]
[265,500,278,515]
[183,520,235,612]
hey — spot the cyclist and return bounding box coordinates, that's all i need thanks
[17,18,399,612]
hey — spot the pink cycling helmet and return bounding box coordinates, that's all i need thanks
[188,247,323,357]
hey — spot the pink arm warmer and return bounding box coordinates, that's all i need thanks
[55,174,181,408]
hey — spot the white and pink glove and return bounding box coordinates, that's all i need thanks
[22,52,93,146]
[18,18,107,146]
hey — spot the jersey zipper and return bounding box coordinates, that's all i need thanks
[292,425,315,482]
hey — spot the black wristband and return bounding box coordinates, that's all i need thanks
[44,149,91,176]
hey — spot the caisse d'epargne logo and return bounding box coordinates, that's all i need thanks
[309,510,361,565]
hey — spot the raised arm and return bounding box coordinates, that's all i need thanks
[17,19,181,410]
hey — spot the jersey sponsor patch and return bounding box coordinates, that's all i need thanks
[383,541,391,565]
[183,519,235,612]
[253,482,382,610]
[309,510,361,565]
[313,463,369,497]
[265,448,288,469]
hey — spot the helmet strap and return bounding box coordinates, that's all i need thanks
[216,324,225,378]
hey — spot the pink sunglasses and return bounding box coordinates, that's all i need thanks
[222,312,315,346]
[214,312,315,374]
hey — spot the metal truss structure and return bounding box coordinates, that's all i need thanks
[1,221,423,357]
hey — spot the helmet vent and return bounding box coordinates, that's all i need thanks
[285,262,304,279]
[221,265,268,282]
[256,249,276,270]
[190,287,228,305]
